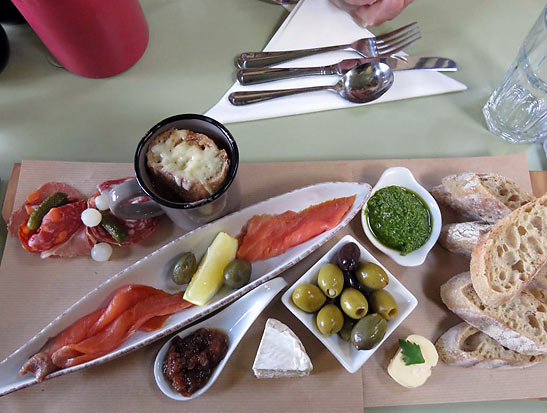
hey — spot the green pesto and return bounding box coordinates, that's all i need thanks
[365,186,431,256]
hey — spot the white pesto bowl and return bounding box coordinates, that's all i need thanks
[361,167,441,267]
[281,235,417,374]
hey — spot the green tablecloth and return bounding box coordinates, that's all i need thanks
[0,0,545,410]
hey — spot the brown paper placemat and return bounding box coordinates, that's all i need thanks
[0,154,545,410]
[352,157,546,407]
[0,159,362,412]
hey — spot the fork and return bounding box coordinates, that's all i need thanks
[236,22,420,68]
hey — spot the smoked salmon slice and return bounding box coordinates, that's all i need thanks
[19,309,104,381]
[237,195,356,262]
[88,285,169,336]
[20,285,192,381]
[51,294,192,368]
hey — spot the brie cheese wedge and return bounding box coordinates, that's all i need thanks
[252,318,313,379]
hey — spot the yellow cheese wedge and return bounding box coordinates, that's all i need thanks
[387,334,438,388]
[183,232,238,306]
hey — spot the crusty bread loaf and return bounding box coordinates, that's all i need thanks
[440,272,547,355]
[470,194,547,306]
[431,173,534,223]
[436,322,547,368]
[146,128,229,202]
[438,220,547,290]
[439,222,493,256]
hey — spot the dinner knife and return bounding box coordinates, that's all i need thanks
[236,56,457,85]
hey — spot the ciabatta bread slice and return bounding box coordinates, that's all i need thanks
[436,322,547,368]
[440,272,547,355]
[530,267,547,290]
[439,222,493,256]
[470,194,547,306]
[437,221,547,290]
[431,173,534,223]
[438,222,547,291]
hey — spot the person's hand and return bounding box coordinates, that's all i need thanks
[342,0,414,26]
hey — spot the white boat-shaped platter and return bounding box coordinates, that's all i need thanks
[0,181,371,397]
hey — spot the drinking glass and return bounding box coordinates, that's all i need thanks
[11,0,148,78]
[483,6,547,143]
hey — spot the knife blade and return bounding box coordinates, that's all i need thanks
[237,56,457,85]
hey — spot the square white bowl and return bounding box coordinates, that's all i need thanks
[281,234,418,374]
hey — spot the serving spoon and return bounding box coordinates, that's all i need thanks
[228,62,394,105]
[154,277,287,401]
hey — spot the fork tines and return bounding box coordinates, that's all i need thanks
[375,22,419,43]
[376,22,421,56]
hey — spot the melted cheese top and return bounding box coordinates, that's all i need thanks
[148,129,225,194]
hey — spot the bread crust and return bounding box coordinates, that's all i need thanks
[436,322,545,368]
[146,129,229,202]
[440,272,547,355]
[438,222,493,256]
[431,173,534,223]
[470,194,547,306]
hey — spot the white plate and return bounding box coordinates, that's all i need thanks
[0,181,371,397]
[281,235,417,374]
[154,277,287,401]
[361,167,442,267]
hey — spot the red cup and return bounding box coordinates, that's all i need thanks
[11,0,149,78]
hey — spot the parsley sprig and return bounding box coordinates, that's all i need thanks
[399,339,425,365]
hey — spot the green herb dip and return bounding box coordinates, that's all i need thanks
[365,185,431,256]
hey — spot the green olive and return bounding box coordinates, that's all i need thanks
[350,314,387,350]
[317,264,344,298]
[356,262,389,293]
[172,252,197,285]
[338,317,355,342]
[316,304,344,335]
[223,259,252,289]
[339,288,368,319]
[292,284,326,313]
[368,290,398,320]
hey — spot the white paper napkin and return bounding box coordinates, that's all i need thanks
[205,0,467,124]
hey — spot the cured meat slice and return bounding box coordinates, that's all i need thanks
[9,182,90,258]
[23,200,87,252]
[87,178,160,246]
[20,285,192,381]
[40,226,93,259]
[96,177,133,194]
[8,182,83,237]
[237,195,356,262]
[51,293,192,368]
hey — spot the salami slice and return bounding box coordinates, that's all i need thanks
[41,226,93,259]
[86,178,159,246]
[96,177,133,194]
[8,182,83,237]
[24,200,87,252]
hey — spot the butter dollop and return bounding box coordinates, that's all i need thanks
[387,334,438,388]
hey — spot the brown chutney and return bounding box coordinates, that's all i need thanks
[163,328,229,396]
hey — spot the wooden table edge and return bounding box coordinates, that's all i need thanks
[2,163,21,223]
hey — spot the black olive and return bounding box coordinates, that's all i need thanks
[337,242,360,271]
[343,270,361,290]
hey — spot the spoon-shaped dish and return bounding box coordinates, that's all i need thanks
[154,277,287,401]
[228,62,394,105]
[361,167,442,267]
